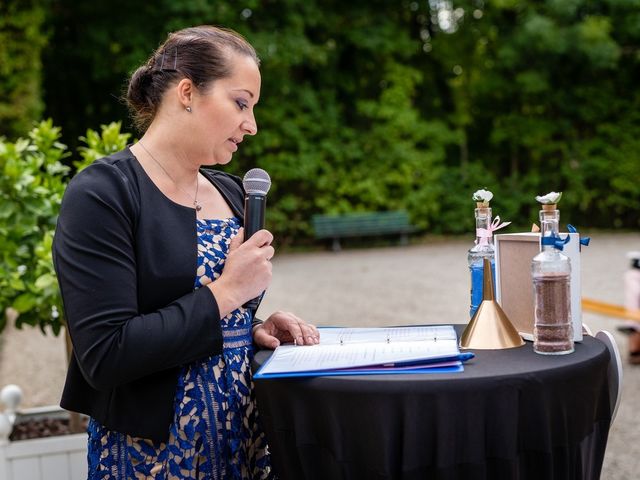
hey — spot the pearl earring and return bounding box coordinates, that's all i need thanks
[186,106,192,113]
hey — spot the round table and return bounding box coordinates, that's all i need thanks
[252,326,612,480]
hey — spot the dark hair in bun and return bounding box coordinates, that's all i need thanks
[125,25,259,132]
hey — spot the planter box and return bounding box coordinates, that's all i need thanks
[1,433,86,480]
[1,386,87,480]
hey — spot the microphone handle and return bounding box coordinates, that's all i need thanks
[243,194,267,310]
[244,293,263,310]
[243,194,266,241]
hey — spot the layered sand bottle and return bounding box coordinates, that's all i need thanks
[531,204,573,355]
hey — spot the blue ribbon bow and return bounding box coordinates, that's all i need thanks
[540,233,571,250]
[567,224,591,246]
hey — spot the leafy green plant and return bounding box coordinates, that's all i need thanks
[76,121,132,172]
[0,121,130,335]
[0,120,69,334]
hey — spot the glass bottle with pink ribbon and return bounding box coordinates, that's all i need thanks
[531,192,573,355]
[468,189,510,317]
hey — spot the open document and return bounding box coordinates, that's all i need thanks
[254,325,473,378]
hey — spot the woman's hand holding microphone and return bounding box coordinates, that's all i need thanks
[208,227,319,349]
[208,228,273,318]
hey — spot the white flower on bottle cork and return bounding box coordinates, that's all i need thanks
[535,192,562,205]
[472,189,493,207]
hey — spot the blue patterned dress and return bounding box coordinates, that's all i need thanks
[87,217,273,479]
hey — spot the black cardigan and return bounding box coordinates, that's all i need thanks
[52,147,253,442]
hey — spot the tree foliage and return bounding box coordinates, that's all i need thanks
[0,121,130,334]
[3,0,639,243]
[0,0,48,138]
[36,0,638,240]
[425,0,640,231]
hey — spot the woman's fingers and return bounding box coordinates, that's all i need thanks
[280,312,319,346]
[296,317,320,345]
[258,311,320,348]
[214,229,275,307]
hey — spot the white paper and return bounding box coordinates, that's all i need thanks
[317,325,456,345]
[258,325,460,375]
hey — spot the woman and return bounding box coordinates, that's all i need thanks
[52,25,319,479]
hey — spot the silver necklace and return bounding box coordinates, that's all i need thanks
[138,141,202,212]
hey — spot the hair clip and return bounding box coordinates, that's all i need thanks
[158,47,179,72]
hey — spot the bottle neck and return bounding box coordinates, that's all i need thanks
[539,207,560,251]
[475,207,493,246]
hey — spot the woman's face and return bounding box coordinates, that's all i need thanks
[192,53,261,165]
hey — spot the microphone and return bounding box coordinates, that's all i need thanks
[242,168,271,240]
[242,168,271,309]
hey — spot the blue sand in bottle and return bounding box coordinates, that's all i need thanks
[470,262,496,317]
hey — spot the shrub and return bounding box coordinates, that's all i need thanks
[0,120,130,335]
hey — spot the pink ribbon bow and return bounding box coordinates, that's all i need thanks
[476,216,511,245]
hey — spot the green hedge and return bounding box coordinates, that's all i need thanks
[0,0,48,138]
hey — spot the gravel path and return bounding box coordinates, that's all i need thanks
[1,232,638,478]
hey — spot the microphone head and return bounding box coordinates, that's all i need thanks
[243,168,271,195]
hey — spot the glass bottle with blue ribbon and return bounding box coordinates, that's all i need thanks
[531,192,573,355]
[467,190,510,317]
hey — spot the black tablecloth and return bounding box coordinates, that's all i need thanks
[252,325,612,480]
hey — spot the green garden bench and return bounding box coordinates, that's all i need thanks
[312,210,416,251]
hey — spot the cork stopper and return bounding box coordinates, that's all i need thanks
[541,204,557,212]
[476,202,489,208]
